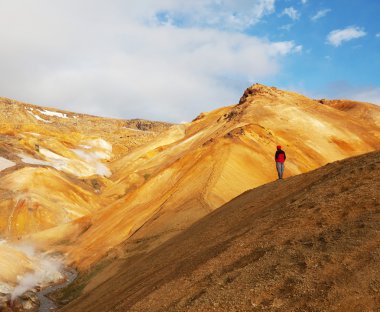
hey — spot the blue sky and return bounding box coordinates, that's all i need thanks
[0,0,379,122]
[253,0,380,98]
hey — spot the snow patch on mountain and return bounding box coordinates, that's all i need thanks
[27,111,52,123]
[38,109,68,119]
[0,157,15,171]
[18,138,112,178]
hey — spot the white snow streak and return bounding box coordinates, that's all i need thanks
[18,138,112,177]
[38,109,68,118]
[0,156,15,171]
[27,111,52,123]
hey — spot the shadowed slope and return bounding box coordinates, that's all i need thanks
[62,150,380,312]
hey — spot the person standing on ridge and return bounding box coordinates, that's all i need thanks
[275,145,286,179]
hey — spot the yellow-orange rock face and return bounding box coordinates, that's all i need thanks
[62,84,380,269]
[1,85,380,279]
[0,97,170,285]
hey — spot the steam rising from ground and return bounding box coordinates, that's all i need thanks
[0,240,63,301]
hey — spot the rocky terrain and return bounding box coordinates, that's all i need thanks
[0,97,171,238]
[61,150,380,312]
[0,84,379,311]
[0,97,171,310]
[64,84,380,270]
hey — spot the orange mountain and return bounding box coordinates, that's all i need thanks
[0,84,379,307]
[61,150,380,312]
[62,84,380,269]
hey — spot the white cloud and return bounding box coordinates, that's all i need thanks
[279,24,293,31]
[281,7,300,21]
[311,9,331,21]
[151,0,276,31]
[270,41,300,55]
[327,26,367,47]
[376,33,380,38]
[0,0,303,122]
[301,0,308,4]
[294,45,303,53]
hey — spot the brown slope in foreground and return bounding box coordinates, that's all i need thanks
[61,150,380,312]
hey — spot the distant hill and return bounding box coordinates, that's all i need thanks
[0,97,173,308]
[61,150,380,312]
[0,97,172,158]
[320,98,380,128]
[0,97,171,258]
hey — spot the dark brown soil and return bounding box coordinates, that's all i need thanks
[61,151,380,312]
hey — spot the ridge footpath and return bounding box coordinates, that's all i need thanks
[62,150,380,312]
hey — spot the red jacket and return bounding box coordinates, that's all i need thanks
[275,149,286,163]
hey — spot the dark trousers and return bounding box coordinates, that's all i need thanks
[276,162,284,179]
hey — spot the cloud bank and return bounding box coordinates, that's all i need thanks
[0,0,302,122]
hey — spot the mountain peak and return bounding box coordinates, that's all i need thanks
[238,83,283,105]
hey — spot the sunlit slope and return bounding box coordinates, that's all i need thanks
[62,150,380,312]
[0,98,171,239]
[0,97,172,158]
[0,167,100,237]
[321,99,380,128]
[0,243,34,287]
[0,122,108,239]
[66,84,380,268]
